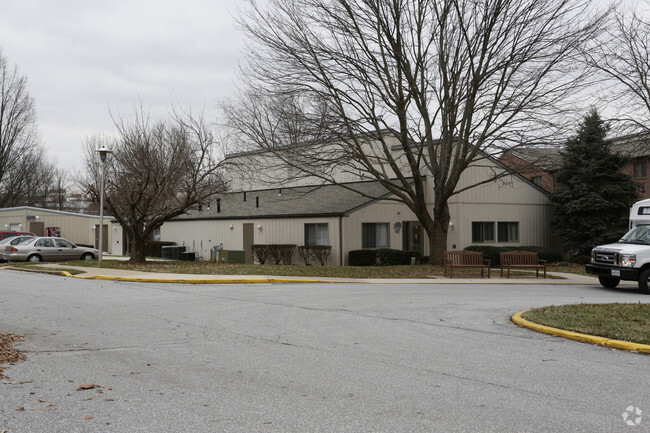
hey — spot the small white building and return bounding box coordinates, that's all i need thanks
[0,206,116,252]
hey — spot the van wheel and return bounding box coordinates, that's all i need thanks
[27,254,42,263]
[598,276,620,289]
[639,269,650,294]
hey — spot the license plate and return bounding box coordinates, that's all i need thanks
[611,270,621,277]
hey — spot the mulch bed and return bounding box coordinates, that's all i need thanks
[0,332,26,379]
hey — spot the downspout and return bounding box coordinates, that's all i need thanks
[339,215,344,266]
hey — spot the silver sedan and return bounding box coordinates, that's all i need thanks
[0,235,35,262]
[3,237,100,263]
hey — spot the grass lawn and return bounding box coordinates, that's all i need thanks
[522,303,650,345]
[6,259,589,279]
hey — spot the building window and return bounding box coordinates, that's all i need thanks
[472,222,494,243]
[362,223,390,248]
[148,227,161,242]
[634,159,647,178]
[531,176,543,187]
[498,222,519,242]
[305,223,329,246]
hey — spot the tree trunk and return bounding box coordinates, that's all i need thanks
[428,200,450,266]
[129,236,147,263]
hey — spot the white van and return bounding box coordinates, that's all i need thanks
[585,198,650,293]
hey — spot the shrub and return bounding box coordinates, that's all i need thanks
[349,249,377,266]
[259,244,296,265]
[279,244,296,265]
[311,245,332,266]
[297,246,312,265]
[252,244,269,264]
[376,248,406,266]
[403,250,423,265]
[266,245,283,264]
[144,241,176,258]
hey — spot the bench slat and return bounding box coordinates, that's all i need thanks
[500,251,546,278]
[444,251,491,278]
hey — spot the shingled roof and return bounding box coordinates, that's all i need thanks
[176,181,395,221]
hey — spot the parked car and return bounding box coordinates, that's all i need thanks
[0,230,35,240]
[3,237,100,263]
[0,235,35,262]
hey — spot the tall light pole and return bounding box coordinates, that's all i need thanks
[97,145,112,267]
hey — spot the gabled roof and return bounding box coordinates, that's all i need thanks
[0,206,112,220]
[610,132,650,158]
[176,181,394,221]
[505,147,564,172]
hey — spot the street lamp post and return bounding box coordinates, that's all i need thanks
[97,145,113,267]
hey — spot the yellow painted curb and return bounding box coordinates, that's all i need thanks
[512,310,650,354]
[68,274,354,285]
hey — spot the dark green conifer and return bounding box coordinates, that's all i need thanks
[550,109,639,259]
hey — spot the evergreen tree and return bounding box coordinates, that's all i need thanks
[550,109,639,259]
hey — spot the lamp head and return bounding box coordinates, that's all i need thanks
[97,145,113,162]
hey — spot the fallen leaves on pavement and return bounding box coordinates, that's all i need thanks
[0,332,26,380]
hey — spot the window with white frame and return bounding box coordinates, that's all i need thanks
[305,223,329,246]
[362,223,390,248]
[472,222,494,243]
[497,222,519,242]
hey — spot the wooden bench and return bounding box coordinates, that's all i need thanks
[444,251,491,278]
[500,251,547,278]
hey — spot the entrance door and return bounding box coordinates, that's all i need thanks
[243,223,254,264]
[29,222,45,236]
[94,225,109,252]
[403,221,423,253]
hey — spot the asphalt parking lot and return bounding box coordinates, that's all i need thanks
[0,270,648,432]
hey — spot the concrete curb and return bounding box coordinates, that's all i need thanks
[60,273,595,285]
[512,310,650,354]
[60,271,354,285]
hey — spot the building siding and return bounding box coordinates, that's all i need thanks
[161,216,342,265]
[0,207,115,251]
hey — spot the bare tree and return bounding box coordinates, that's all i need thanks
[585,10,650,136]
[0,50,46,206]
[0,146,60,208]
[226,0,605,264]
[48,168,69,211]
[81,107,227,263]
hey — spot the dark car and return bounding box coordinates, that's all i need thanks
[0,230,35,240]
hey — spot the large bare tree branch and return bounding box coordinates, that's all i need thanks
[226,0,606,263]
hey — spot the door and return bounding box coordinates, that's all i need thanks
[403,221,423,253]
[54,238,78,260]
[33,238,57,261]
[243,223,254,264]
[94,224,109,252]
[29,222,45,236]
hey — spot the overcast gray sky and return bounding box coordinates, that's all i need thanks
[0,0,247,173]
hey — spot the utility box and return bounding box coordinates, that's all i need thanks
[223,250,245,264]
[162,245,186,260]
[181,251,196,261]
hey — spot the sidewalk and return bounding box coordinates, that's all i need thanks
[18,262,612,285]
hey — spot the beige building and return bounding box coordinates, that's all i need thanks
[0,206,116,252]
[160,152,555,265]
